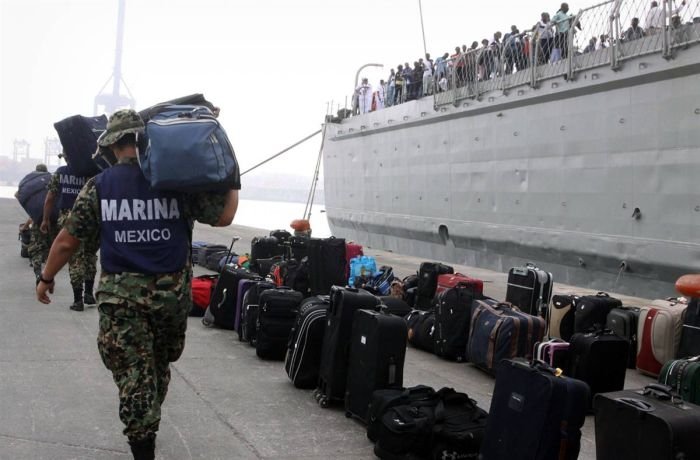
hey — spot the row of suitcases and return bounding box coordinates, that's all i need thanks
[196,248,700,458]
[548,292,700,377]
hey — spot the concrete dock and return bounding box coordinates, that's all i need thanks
[0,198,657,459]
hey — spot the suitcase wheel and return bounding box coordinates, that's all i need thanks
[318,396,329,408]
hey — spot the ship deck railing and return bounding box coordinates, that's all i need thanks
[335,0,700,117]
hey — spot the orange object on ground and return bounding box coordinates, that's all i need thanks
[290,219,311,232]
[676,274,700,298]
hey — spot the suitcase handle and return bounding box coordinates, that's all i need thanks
[615,397,653,412]
[596,292,610,297]
[642,384,683,404]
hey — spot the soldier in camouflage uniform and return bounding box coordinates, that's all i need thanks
[37,109,239,460]
[42,157,97,311]
[27,219,58,279]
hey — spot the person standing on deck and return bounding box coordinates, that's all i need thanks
[36,109,239,460]
[357,77,372,114]
[41,155,96,311]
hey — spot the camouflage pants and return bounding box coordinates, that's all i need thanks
[59,211,97,288]
[68,243,98,288]
[96,296,189,442]
[28,225,56,271]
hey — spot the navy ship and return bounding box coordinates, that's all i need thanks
[322,0,700,298]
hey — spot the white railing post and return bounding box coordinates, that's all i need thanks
[662,0,672,58]
[530,38,539,88]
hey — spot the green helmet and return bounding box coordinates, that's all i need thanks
[35,163,48,172]
[97,109,144,147]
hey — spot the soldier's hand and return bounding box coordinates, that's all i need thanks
[40,220,49,234]
[36,280,55,304]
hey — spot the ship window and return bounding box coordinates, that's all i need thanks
[438,225,450,245]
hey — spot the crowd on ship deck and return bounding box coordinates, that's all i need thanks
[352,0,691,115]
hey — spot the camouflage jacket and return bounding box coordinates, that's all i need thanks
[64,157,228,306]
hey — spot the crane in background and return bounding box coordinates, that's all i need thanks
[93,0,135,115]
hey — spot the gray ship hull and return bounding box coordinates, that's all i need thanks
[323,42,700,299]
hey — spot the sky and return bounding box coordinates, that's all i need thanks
[1,0,613,180]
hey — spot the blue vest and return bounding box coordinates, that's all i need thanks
[95,163,189,274]
[57,165,89,211]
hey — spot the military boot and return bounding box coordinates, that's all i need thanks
[69,286,84,312]
[83,278,96,305]
[129,436,155,460]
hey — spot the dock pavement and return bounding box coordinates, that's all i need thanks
[0,198,655,459]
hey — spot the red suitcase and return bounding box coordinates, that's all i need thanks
[435,273,483,297]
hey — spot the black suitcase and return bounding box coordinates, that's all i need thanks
[307,237,347,295]
[433,286,481,361]
[594,384,700,460]
[316,286,379,407]
[284,296,330,389]
[255,288,303,360]
[505,263,553,317]
[279,258,310,296]
[480,359,589,460]
[678,298,700,358]
[240,281,275,345]
[416,262,454,309]
[573,292,621,333]
[606,306,641,369]
[568,329,629,405]
[406,310,436,353]
[345,309,407,423]
[53,114,107,176]
[208,266,260,330]
[377,297,412,317]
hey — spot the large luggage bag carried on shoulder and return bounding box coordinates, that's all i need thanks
[406,310,436,353]
[547,294,578,341]
[140,105,240,192]
[240,281,276,345]
[606,306,641,369]
[16,171,55,223]
[659,356,700,405]
[255,288,303,360]
[594,384,700,460]
[637,298,688,377]
[678,298,700,358]
[345,309,407,423]
[467,299,545,374]
[416,262,454,309]
[208,266,260,330]
[567,330,629,405]
[505,263,553,317]
[316,287,379,407]
[284,296,330,389]
[307,237,347,295]
[573,292,621,333]
[480,359,589,460]
[433,286,481,361]
[53,114,107,176]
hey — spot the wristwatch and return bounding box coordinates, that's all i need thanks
[39,274,54,284]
